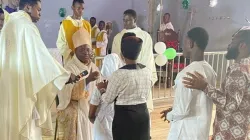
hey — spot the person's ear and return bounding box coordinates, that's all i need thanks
[28,5,32,13]
[23,5,30,12]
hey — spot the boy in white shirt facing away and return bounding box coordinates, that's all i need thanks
[89,53,123,140]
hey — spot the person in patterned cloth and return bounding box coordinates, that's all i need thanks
[183,27,250,140]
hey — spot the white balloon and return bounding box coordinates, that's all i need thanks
[154,42,166,54]
[155,54,168,66]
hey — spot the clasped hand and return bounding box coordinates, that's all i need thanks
[96,80,108,94]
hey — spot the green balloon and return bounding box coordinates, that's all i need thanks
[59,8,66,17]
[182,0,189,9]
[164,48,177,60]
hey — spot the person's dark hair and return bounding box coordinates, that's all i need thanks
[72,0,84,6]
[99,20,105,25]
[235,29,250,47]
[187,27,209,51]
[123,9,137,19]
[0,8,4,14]
[121,32,143,60]
[90,17,96,20]
[164,13,170,17]
[19,0,41,10]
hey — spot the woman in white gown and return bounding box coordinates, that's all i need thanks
[89,53,123,140]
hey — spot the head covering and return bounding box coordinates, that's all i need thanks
[121,32,143,60]
[72,28,91,48]
[101,53,123,79]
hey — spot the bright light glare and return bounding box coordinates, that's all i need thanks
[157,4,161,11]
[209,0,217,7]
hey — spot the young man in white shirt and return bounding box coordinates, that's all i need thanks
[161,27,217,140]
[159,13,174,31]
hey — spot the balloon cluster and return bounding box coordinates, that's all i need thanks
[154,42,177,66]
[59,8,67,18]
[182,0,189,9]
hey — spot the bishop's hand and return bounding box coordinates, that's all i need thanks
[86,68,100,85]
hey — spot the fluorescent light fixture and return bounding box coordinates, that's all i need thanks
[209,0,217,7]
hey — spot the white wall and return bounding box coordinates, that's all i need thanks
[36,0,250,51]
[162,0,250,51]
[36,0,149,48]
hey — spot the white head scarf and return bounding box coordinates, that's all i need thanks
[101,53,123,79]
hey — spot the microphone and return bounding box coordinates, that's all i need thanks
[66,70,89,84]
[76,70,89,80]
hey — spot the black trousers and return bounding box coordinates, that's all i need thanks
[112,103,150,140]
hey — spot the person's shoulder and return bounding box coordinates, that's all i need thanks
[110,69,126,79]
[113,31,123,40]
[138,28,151,39]
[140,66,152,77]
[61,19,71,26]
[62,16,71,22]
[83,20,91,27]
[10,18,37,33]
[64,60,75,72]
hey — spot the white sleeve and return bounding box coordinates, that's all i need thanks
[111,35,121,56]
[90,88,102,106]
[140,33,158,84]
[167,23,174,31]
[159,24,164,31]
[56,24,71,61]
[167,85,194,122]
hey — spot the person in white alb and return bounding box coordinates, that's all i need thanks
[95,20,108,67]
[0,0,78,139]
[111,9,157,118]
[160,27,217,139]
[96,21,108,56]
[90,17,100,44]
[101,33,153,140]
[56,0,91,65]
[159,13,174,31]
[89,53,123,140]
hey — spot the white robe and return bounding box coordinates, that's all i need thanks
[90,54,123,140]
[0,11,70,140]
[96,30,108,56]
[159,22,175,31]
[167,61,217,140]
[111,27,157,113]
[57,56,100,140]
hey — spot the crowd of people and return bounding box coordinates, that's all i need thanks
[0,0,250,140]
